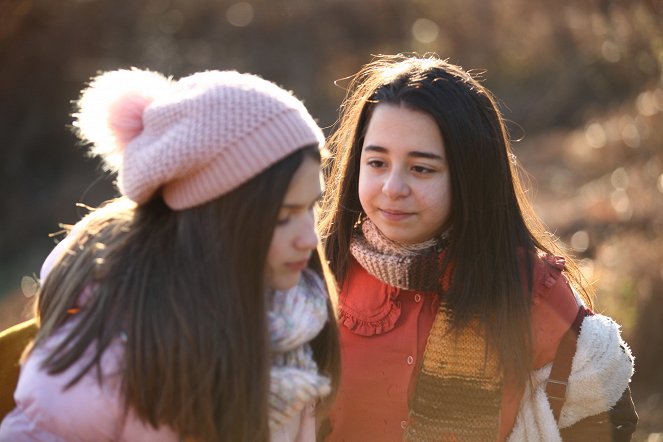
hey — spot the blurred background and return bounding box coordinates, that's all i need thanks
[1,0,662,437]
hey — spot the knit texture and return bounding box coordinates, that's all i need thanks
[406,308,503,441]
[349,219,450,292]
[349,220,502,441]
[74,69,324,210]
[268,269,331,431]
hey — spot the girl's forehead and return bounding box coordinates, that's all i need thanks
[282,156,321,205]
[360,104,445,154]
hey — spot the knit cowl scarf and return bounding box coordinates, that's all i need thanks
[349,218,450,292]
[267,268,331,431]
[350,219,503,441]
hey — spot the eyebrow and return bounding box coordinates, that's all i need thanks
[363,145,444,161]
[282,193,323,209]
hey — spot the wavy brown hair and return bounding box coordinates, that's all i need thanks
[34,145,339,441]
[319,54,592,389]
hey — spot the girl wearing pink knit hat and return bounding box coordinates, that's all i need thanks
[0,68,339,441]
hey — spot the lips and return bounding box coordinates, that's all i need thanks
[379,208,414,221]
[285,259,309,272]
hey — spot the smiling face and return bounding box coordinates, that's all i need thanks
[265,155,322,291]
[358,103,451,245]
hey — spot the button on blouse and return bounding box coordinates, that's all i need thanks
[329,258,438,442]
[328,253,578,442]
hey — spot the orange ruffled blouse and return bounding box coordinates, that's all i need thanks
[327,253,580,442]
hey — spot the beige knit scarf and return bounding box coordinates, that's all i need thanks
[268,269,331,431]
[350,220,503,441]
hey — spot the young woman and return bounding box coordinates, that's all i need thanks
[0,68,339,441]
[319,54,636,441]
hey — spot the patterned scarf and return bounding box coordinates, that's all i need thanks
[268,268,331,430]
[350,219,503,441]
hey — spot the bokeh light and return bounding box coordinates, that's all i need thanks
[611,167,629,190]
[571,230,590,252]
[585,121,607,149]
[226,2,254,28]
[20,276,38,298]
[621,120,641,148]
[610,189,633,221]
[412,18,439,44]
[601,40,621,62]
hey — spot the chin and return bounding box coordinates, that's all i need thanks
[378,225,431,245]
[377,227,410,244]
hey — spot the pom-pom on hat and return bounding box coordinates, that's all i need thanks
[73,68,324,210]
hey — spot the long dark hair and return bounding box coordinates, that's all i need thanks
[319,54,592,388]
[35,144,339,441]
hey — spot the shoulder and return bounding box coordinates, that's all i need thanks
[0,319,38,423]
[521,313,634,430]
[5,327,124,439]
[3,321,176,441]
[531,253,572,299]
[529,253,582,368]
[519,251,579,307]
[559,313,634,426]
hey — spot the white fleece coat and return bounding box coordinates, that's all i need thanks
[508,313,634,441]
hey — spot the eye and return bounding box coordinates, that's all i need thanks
[366,159,386,168]
[412,165,435,174]
[277,203,316,226]
[276,209,291,226]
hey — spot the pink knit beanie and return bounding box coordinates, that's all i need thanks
[73,68,324,210]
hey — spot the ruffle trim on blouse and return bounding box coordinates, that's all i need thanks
[338,286,402,337]
[535,253,566,298]
[338,253,567,336]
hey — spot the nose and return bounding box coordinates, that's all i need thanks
[295,211,319,251]
[382,170,410,199]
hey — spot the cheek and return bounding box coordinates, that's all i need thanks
[420,179,451,222]
[266,232,284,269]
[357,167,378,210]
[434,199,451,227]
[357,170,370,210]
[264,236,287,289]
